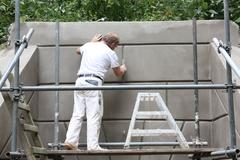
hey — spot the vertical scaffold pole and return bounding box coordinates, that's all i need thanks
[192,18,200,145]
[11,0,20,152]
[54,21,60,149]
[223,0,237,153]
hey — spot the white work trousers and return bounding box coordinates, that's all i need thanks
[65,77,103,150]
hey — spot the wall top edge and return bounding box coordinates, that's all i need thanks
[8,20,239,47]
[15,19,234,23]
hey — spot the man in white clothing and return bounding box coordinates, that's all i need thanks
[64,33,127,150]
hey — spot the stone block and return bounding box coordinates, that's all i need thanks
[37,85,166,121]
[124,45,210,81]
[102,120,144,144]
[167,82,211,120]
[210,90,227,120]
[38,47,80,84]
[19,47,39,101]
[38,46,122,84]
[38,122,68,147]
[212,116,230,148]
[29,92,38,120]
[10,22,56,47]
[103,89,166,119]
[37,89,74,121]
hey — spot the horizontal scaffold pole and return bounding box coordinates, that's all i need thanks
[0,84,240,92]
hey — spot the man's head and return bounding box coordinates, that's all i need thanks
[102,32,119,50]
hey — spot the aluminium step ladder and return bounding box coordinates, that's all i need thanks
[0,73,47,160]
[124,92,189,149]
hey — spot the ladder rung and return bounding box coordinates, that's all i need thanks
[136,111,168,120]
[131,129,177,137]
[23,124,39,133]
[18,103,30,112]
[139,93,158,97]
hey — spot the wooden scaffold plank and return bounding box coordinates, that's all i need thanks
[32,148,217,156]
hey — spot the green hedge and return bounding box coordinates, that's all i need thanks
[0,0,239,45]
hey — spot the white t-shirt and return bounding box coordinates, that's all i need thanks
[77,42,120,80]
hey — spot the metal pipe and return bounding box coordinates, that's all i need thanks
[190,148,239,159]
[0,29,34,89]
[0,84,239,92]
[48,141,208,148]
[192,17,200,145]
[11,0,21,152]
[224,0,237,152]
[53,21,60,150]
[211,148,239,158]
[213,38,240,78]
[5,151,26,158]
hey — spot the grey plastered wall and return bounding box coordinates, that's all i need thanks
[1,21,240,159]
[210,44,240,148]
[0,46,39,157]
[33,21,238,151]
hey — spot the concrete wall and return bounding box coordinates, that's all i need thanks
[0,46,39,157]
[9,21,239,46]
[210,44,240,148]
[1,21,240,159]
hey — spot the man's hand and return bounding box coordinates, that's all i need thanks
[91,34,103,42]
[120,64,127,73]
[113,64,127,77]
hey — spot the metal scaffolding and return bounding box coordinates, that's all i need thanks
[0,0,239,159]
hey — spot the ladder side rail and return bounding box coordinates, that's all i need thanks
[2,92,37,160]
[19,101,44,147]
[0,77,46,159]
[19,123,37,160]
[155,93,189,148]
[124,93,142,148]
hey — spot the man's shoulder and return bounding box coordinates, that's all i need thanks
[83,42,94,46]
[99,43,116,54]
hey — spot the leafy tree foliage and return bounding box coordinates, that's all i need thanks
[0,0,239,45]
